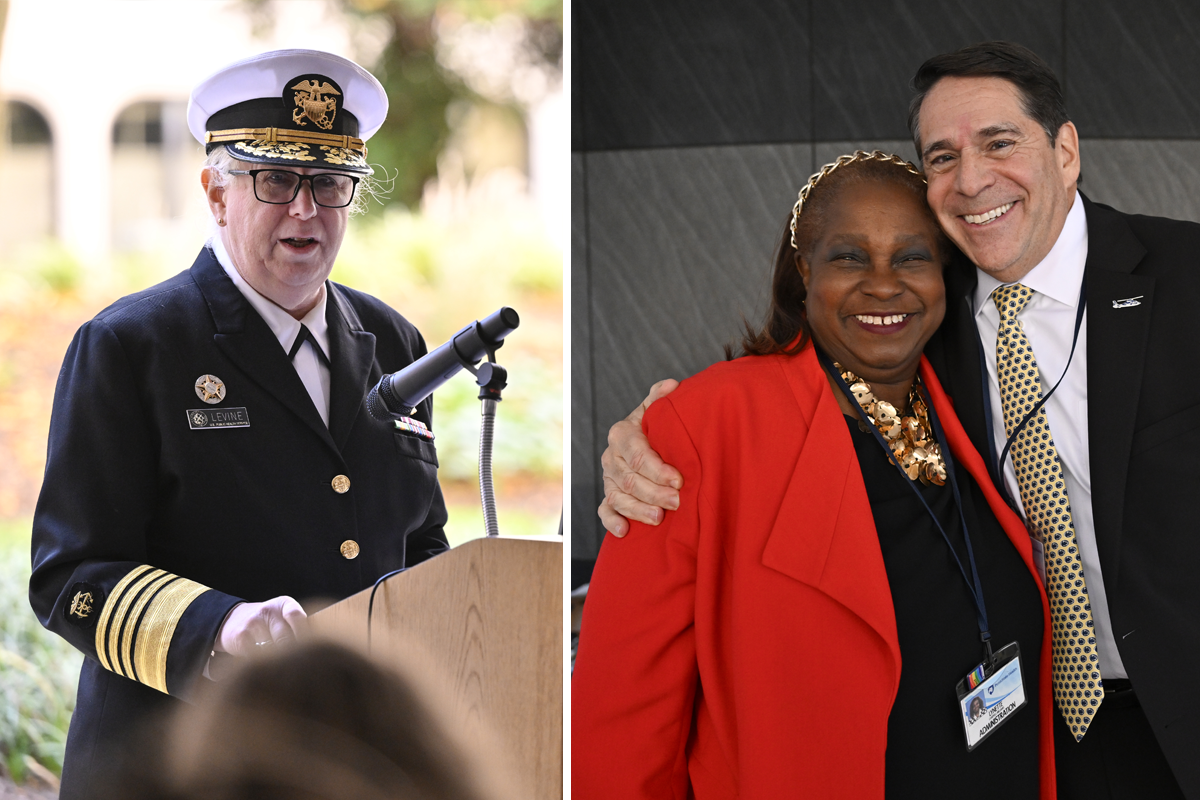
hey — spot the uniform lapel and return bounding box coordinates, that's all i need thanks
[325,284,377,450]
[760,348,901,686]
[190,248,338,452]
[1080,195,1153,588]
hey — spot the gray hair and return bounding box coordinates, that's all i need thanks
[202,146,384,217]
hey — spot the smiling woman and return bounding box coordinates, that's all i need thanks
[573,151,1057,798]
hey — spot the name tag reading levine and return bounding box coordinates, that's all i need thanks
[956,641,1028,751]
[187,407,250,430]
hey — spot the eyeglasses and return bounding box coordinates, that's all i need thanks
[228,169,360,208]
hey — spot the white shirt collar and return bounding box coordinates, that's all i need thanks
[210,231,330,358]
[974,189,1088,316]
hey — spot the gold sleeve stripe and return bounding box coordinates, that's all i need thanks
[92,564,212,695]
[116,571,176,679]
[94,565,158,673]
[132,578,210,694]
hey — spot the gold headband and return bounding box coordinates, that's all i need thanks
[788,150,926,251]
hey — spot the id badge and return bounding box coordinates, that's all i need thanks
[955,641,1027,751]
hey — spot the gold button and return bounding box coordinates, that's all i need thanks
[331,475,350,494]
[340,540,360,559]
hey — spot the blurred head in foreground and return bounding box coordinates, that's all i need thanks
[133,641,503,800]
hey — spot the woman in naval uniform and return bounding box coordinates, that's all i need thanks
[30,49,450,799]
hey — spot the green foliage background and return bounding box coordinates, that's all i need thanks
[0,521,81,784]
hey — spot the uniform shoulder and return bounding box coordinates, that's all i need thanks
[329,282,425,347]
[90,270,201,331]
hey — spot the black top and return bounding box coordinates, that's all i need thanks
[843,414,1043,798]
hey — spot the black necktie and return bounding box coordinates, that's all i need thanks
[288,324,330,367]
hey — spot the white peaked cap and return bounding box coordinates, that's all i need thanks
[187,49,388,145]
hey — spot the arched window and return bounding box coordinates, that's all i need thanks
[0,100,55,253]
[112,101,164,146]
[8,100,52,145]
[111,99,200,252]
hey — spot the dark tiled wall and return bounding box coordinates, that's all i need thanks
[573,0,1200,559]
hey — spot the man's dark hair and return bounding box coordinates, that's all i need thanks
[908,41,1071,157]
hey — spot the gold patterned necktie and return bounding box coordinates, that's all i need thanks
[992,283,1102,741]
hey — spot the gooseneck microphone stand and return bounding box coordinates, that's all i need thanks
[462,354,508,537]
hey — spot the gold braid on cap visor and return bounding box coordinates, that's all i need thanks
[206,127,366,154]
[789,150,926,251]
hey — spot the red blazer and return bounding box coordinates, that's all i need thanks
[572,346,1055,799]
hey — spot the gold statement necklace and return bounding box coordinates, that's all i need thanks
[837,364,947,487]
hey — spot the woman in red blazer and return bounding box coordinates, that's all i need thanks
[573,152,1055,798]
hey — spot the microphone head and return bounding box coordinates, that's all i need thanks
[365,375,395,421]
[478,307,520,347]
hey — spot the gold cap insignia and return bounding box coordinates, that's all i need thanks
[195,374,226,404]
[290,77,341,131]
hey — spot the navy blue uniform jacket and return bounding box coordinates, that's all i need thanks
[29,247,449,798]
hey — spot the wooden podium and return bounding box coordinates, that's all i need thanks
[310,536,562,799]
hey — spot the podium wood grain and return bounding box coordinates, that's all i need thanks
[310,536,562,799]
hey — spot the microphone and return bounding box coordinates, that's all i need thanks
[366,307,520,421]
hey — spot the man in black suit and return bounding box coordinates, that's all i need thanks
[30,50,448,799]
[598,42,1195,799]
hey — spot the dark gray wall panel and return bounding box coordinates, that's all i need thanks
[571,154,599,558]
[586,144,813,500]
[812,0,1063,140]
[578,0,811,151]
[1080,139,1200,224]
[1067,2,1200,138]
[571,0,583,152]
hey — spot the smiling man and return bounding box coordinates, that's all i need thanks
[30,50,449,799]
[598,42,1196,798]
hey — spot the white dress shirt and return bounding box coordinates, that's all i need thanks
[210,232,332,428]
[971,191,1127,680]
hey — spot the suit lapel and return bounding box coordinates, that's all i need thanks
[1081,195,1153,588]
[760,348,901,685]
[936,256,999,486]
[325,285,378,450]
[190,249,338,453]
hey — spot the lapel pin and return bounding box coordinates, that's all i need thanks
[1112,296,1144,309]
[194,374,226,404]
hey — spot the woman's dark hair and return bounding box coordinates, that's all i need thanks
[728,155,939,360]
[907,41,1071,157]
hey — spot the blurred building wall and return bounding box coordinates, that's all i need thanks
[0,0,360,266]
[571,0,1200,573]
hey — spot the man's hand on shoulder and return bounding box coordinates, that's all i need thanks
[215,596,308,656]
[598,379,684,538]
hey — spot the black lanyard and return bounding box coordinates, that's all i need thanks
[817,348,993,651]
[976,273,1087,486]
